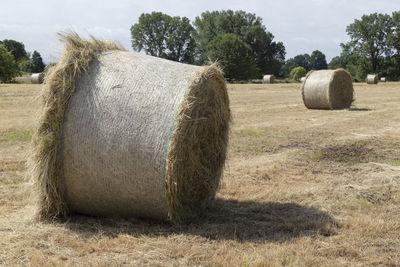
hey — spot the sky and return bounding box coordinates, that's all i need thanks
[1,0,399,63]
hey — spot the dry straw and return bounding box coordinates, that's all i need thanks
[301,69,354,110]
[28,33,230,223]
[30,73,44,84]
[366,74,379,84]
[263,75,275,84]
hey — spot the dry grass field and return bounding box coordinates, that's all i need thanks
[1,82,400,266]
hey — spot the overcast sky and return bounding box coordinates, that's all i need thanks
[1,0,399,63]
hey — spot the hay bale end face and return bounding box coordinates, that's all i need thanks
[380,77,386,82]
[28,33,230,223]
[30,73,44,84]
[301,69,353,110]
[366,74,379,84]
[263,74,275,84]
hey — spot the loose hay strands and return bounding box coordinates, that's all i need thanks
[301,69,354,110]
[27,32,125,220]
[263,75,275,84]
[366,74,379,84]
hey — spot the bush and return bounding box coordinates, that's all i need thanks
[290,66,306,81]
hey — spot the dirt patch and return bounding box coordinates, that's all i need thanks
[308,138,400,164]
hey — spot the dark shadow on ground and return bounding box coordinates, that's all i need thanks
[62,199,338,243]
[348,107,372,111]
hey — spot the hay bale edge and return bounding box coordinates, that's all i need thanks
[27,33,126,220]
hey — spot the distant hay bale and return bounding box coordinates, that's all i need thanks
[28,33,231,223]
[300,76,306,83]
[30,73,44,84]
[380,77,386,82]
[263,74,275,84]
[301,69,353,110]
[366,74,378,84]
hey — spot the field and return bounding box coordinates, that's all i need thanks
[1,82,400,266]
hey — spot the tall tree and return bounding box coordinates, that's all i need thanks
[131,12,196,64]
[0,39,27,62]
[390,11,400,57]
[206,33,259,80]
[31,50,45,73]
[328,56,347,69]
[166,17,196,63]
[341,13,393,73]
[0,44,19,82]
[310,50,328,70]
[194,10,285,75]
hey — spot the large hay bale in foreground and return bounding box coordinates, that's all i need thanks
[28,33,230,222]
[263,74,275,84]
[366,74,378,84]
[30,73,44,84]
[301,69,353,110]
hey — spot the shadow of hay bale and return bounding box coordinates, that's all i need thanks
[348,107,372,112]
[62,199,338,243]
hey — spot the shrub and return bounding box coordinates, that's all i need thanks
[290,66,306,81]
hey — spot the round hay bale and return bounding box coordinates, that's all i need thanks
[30,73,44,84]
[366,74,378,84]
[300,76,306,83]
[28,33,231,223]
[263,74,275,84]
[380,77,386,82]
[301,69,353,110]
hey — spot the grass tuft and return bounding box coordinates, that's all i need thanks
[0,130,32,142]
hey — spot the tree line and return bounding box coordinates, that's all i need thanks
[0,39,45,82]
[1,10,399,83]
[131,10,285,80]
[132,10,400,82]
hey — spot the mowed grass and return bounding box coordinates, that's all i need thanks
[1,82,400,266]
[0,130,32,142]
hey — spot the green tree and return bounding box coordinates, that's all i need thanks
[0,44,19,82]
[31,51,45,73]
[328,56,347,69]
[194,10,285,75]
[165,16,196,63]
[290,66,306,81]
[388,11,400,80]
[310,50,328,70]
[293,54,311,71]
[131,12,196,63]
[390,11,400,57]
[18,58,34,72]
[0,39,27,62]
[206,33,259,80]
[341,13,393,73]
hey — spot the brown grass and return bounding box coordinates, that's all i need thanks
[1,82,400,265]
